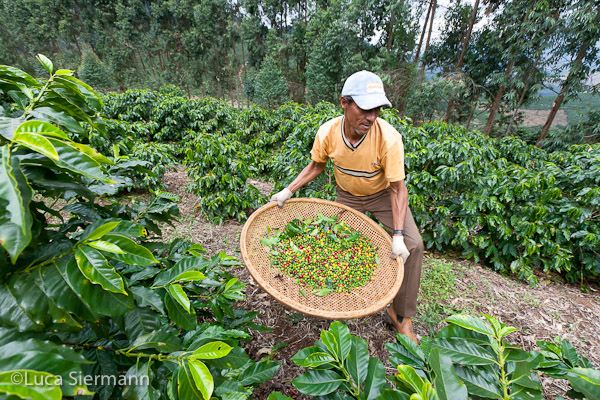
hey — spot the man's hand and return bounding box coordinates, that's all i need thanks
[392,235,410,263]
[270,188,293,207]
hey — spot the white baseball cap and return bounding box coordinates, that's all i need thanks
[341,70,392,110]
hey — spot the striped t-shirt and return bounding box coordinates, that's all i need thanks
[310,116,405,196]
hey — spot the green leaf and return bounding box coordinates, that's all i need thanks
[0,283,40,332]
[0,147,33,263]
[13,131,59,160]
[75,246,126,294]
[164,291,196,330]
[172,271,206,284]
[291,346,323,366]
[267,392,294,400]
[176,364,205,400]
[329,321,352,362]
[238,360,280,386]
[347,336,369,387]
[567,368,600,400]
[122,362,159,400]
[445,315,495,337]
[85,221,121,242]
[361,357,386,400]
[29,107,84,134]
[102,234,157,266]
[46,137,111,182]
[454,365,502,398]
[429,348,468,400]
[313,288,333,296]
[432,338,497,365]
[302,352,336,367]
[168,284,191,312]
[87,240,125,254]
[394,365,426,394]
[15,120,69,140]
[292,369,343,396]
[192,341,233,360]
[37,54,53,74]
[123,307,161,342]
[65,257,133,316]
[130,286,165,314]
[152,257,208,288]
[320,330,339,360]
[188,360,213,400]
[378,389,410,400]
[0,369,62,399]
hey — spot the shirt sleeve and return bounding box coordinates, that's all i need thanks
[382,134,405,182]
[310,125,330,163]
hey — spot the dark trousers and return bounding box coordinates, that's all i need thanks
[335,186,424,317]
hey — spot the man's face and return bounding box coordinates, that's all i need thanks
[341,97,381,136]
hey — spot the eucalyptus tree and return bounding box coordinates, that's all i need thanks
[537,0,600,146]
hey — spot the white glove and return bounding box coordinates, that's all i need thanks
[270,188,293,207]
[392,235,410,263]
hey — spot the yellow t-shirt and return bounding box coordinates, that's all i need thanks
[310,116,405,196]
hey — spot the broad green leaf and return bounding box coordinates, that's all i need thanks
[445,315,495,337]
[302,352,336,367]
[85,221,121,242]
[177,365,204,400]
[168,284,191,312]
[395,365,426,394]
[560,340,580,367]
[172,271,206,284]
[347,336,369,387]
[361,357,386,400]
[102,234,156,266]
[38,260,98,322]
[123,307,161,342]
[454,365,502,398]
[0,369,61,399]
[567,368,600,400]
[13,131,59,160]
[0,148,33,263]
[378,389,410,400]
[164,292,196,331]
[267,392,294,400]
[152,257,209,288]
[122,362,159,400]
[396,332,426,363]
[87,240,125,254]
[329,321,352,362]
[187,360,213,400]
[15,120,69,140]
[0,117,24,140]
[192,341,233,360]
[46,137,111,182]
[291,346,323,366]
[75,246,126,294]
[29,107,84,134]
[71,142,113,165]
[66,257,133,316]
[0,65,39,86]
[130,286,165,314]
[432,338,497,365]
[0,283,40,332]
[207,346,249,370]
[429,348,468,400]
[292,369,343,396]
[238,360,280,386]
[320,330,339,360]
[37,54,53,74]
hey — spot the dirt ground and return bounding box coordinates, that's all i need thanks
[520,109,568,126]
[161,168,599,399]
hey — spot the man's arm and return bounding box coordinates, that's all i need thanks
[288,161,327,193]
[271,161,327,206]
[389,179,408,232]
[389,179,410,261]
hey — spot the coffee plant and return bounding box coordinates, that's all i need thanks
[0,56,279,399]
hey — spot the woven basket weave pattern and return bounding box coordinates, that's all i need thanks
[240,198,404,319]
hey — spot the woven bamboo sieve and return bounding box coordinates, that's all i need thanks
[240,198,404,319]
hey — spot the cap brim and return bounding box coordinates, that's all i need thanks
[352,94,392,110]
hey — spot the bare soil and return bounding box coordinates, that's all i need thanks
[520,109,568,127]
[160,168,599,399]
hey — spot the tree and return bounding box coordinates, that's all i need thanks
[254,56,289,108]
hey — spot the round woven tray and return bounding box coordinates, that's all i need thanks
[240,198,404,319]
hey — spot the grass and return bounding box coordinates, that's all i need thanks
[415,259,470,336]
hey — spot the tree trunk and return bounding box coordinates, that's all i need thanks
[417,0,436,87]
[445,0,480,122]
[483,59,515,136]
[387,12,395,51]
[537,50,587,145]
[414,0,432,63]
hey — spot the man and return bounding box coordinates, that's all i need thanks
[270,70,423,343]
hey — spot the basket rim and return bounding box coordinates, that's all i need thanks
[240,198,404,319]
